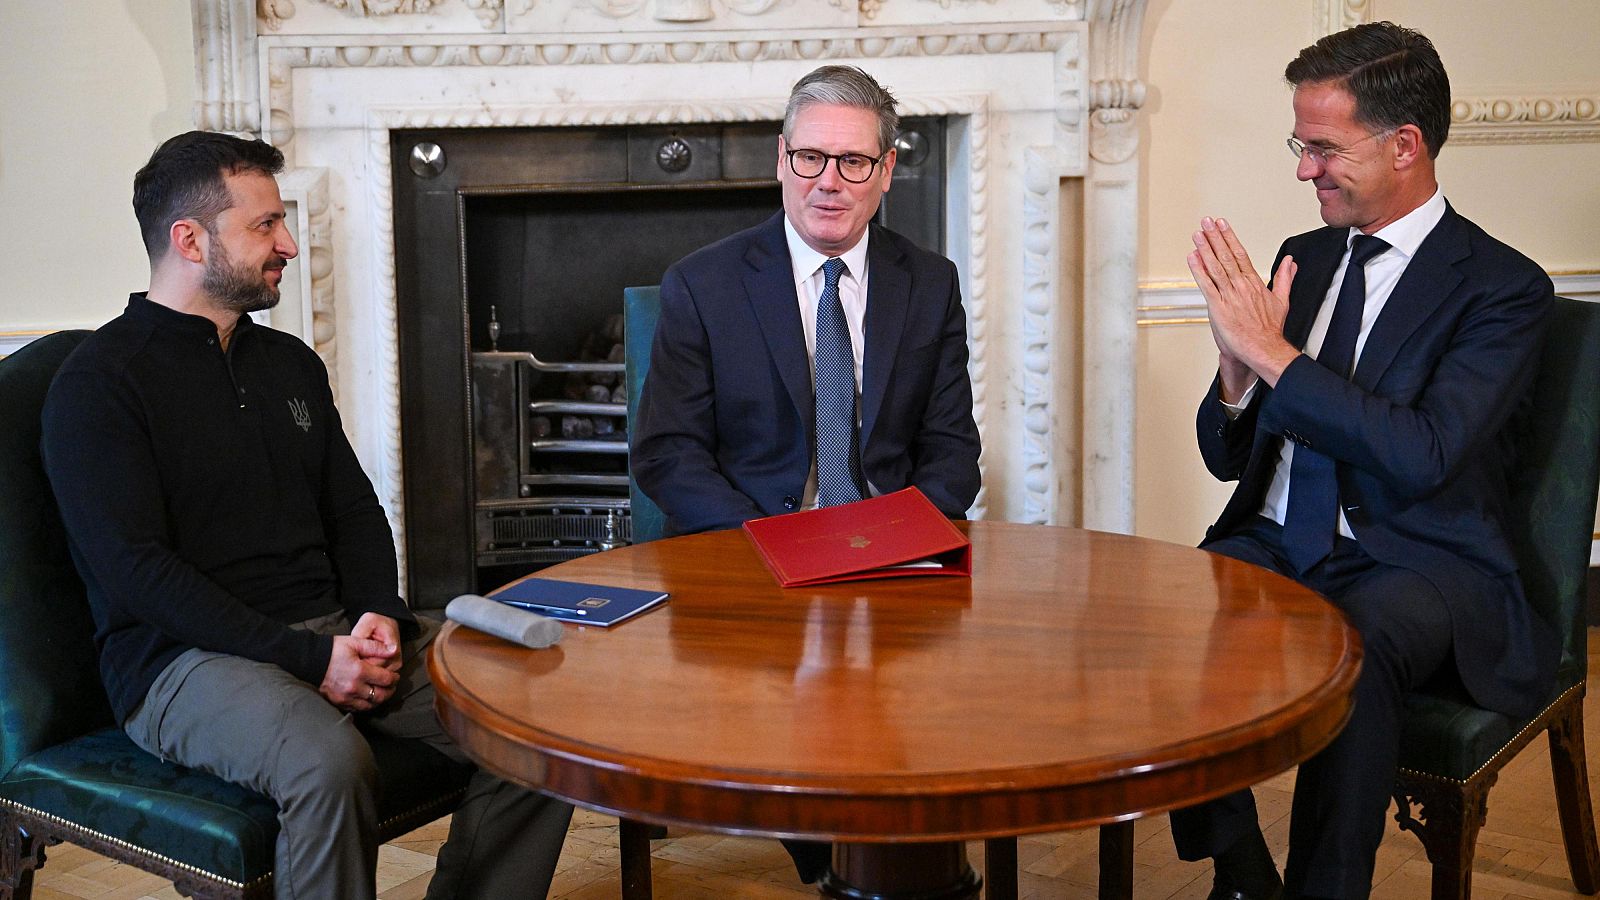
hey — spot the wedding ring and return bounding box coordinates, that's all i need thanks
[367,685,376,702]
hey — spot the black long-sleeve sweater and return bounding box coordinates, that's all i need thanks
[42,294,416,722]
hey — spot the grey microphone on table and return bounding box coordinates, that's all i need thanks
[445,594,564,648]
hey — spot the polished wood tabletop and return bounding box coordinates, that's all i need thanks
[429,521,1361,898]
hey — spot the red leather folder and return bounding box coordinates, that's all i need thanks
[741,487,972,587]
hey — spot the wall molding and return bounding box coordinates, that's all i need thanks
[1450,93,1600,145]
[1136,271,1600,326]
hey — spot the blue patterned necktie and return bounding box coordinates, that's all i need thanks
[814,257,863,507]
[1281,234,1390,573]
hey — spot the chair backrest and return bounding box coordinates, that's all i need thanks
[1507,297,1600,689]
[623,285,667,544]
[0,330,115,778]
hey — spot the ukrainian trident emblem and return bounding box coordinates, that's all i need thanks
[287,398,312,433]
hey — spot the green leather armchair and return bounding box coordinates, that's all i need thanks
[0,330,472,899]
[1390,296,1600,899]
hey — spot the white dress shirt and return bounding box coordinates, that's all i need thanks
[784,217,873,508]
[1230,187,1448,539]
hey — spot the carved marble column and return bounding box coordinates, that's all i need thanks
[191,0,260,136]
[1081,0,1146,533]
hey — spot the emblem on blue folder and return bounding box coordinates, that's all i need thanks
[577,597,610,609]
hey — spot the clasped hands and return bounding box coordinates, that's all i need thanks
[1188,217,1301,403]
[319,611,403,713]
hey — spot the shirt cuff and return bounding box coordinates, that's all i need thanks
[1219,379,1260,420]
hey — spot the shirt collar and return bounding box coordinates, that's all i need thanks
[1353,186,1446,262]
[127,292,254,344]
[783,216,871,285]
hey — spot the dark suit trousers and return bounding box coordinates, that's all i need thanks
[1170,517,1453,900]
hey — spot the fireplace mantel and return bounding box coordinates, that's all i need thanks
[191,0,1148,590]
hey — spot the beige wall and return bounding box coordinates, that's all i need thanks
[1134,0,1600,546]
[0,0,194,332]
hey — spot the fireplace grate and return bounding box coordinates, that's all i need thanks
[477,499,632,567]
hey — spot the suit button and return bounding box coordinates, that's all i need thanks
[783,496,799,510]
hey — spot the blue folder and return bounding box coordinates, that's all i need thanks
[489,578,668,626]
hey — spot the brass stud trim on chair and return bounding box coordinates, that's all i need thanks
[1396,680,1586,786]
[1,797,268,893]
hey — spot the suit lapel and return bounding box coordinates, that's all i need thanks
[1351,206,1467,389]
[741,214,812,422]
[860,226,910,447]
[1282,229,1347,348]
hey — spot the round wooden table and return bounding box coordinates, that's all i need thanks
[429,521,1361,899]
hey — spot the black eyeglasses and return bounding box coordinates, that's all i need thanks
[784,147,887,184]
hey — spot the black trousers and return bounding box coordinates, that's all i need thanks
[1169,517,1454,900]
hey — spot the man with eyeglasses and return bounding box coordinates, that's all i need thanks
[632,65,980,539]
[631,66,980,884]
[1173,22,1557,900]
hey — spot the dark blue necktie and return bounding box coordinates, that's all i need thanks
[1281,234,1390,573]
[814,258,863,507]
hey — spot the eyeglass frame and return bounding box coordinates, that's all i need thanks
[1286,129,1393,167]
[783,146,890,184]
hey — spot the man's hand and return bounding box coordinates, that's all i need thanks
[351,612,403,673]
[320,631,400,712]
[1188,217,1300,394]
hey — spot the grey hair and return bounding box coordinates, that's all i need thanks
[782,65,899,155]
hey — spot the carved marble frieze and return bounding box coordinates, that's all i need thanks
[507,0,854,33]
[861,0,1082,26]
[258,0,504,33]
[258,26,1073,147]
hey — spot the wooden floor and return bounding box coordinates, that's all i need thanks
[27,630,1600,899]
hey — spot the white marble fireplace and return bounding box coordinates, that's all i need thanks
[193,0,1149,586]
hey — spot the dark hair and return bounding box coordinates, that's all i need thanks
[784,65,899,155]
[1285,21,1451,157]
[132,131,285,258]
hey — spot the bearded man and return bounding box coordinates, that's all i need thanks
[40,131,573,900]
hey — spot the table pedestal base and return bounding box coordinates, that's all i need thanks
[818,842,981,900]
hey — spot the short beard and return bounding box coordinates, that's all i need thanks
[202,235,281,314]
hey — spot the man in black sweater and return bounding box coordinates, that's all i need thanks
[41,131,571,900]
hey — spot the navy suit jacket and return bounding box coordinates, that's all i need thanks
[632,213,981,536]
[1197,205,1559,718]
